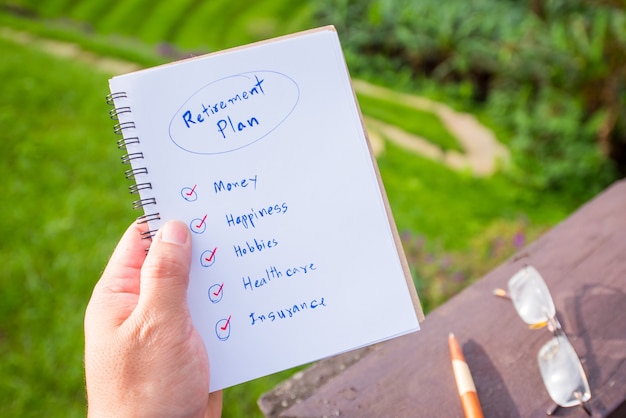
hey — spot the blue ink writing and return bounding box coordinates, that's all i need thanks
[217,116,260,139]
[214,174,258,194]
[249,297,327,326]
[181,75,266,129]
[225,201,288,229]
[242,262,317,291]
[234,237,278,258]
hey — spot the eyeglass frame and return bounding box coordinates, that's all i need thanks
[494,264,592,416]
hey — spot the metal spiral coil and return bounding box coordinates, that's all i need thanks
[108,91,160,239]
[106,91,127,105]
[125,167,149,179]
[117,136,140,149]
[140,229,158,239]
[109,106,132,120]
[121,152,144,164]
[137,212,161,224]
[129,182,152,194]
[113,121,135,135]
[132,197,157,209]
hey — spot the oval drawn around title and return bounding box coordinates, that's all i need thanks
[168,71,300,154]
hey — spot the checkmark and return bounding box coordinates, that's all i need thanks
[208,282,224,303]
[205,247,217,263]
[220,315,231,331]
[181,186,198,202]
[213,283,224,297]
[200,248,217,268]
[185,184,197,196]
[195,214,207,228]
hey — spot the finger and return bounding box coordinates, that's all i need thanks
[85,221,149,333]
[98,221,150,295]
[206,390,223,418]
[138,220,192,316]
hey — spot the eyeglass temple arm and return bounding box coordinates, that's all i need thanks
[546,392,591,416]
[577,392,592,416]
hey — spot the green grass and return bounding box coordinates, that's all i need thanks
[5,0,316,52]
[68,1,112,25]
[96,0,156,37]
[0,12,168,68]
[0,31,311,418]
[377,141,571,250]
[356,92,462,152]
[0,9,582,418]
[134,0,198,44]
[0,37,126,417]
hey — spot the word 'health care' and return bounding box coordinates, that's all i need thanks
[242,262,317,292]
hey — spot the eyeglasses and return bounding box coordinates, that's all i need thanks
[494,265,591,415]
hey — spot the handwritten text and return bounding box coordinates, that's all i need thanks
[181,75,266,129]
[234,237,278,258]
[225,202,288,229]
[249,297,327,326]
[242,262,317,291]
[214,175,258,194]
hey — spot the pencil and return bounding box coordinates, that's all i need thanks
[449,333,484,418]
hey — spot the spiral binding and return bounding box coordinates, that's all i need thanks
[106,91,127,105]
[113,121,135,135]
[137,212,162,224]
[132,197,157,209]
[121,152,144,164]
[125,167,148,180]
[117,136,140,149]
[109,106,131,120]
[107,91,159,239]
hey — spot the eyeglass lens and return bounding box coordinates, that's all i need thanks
[538,334,591,408]
[506,266,591,412]
[508,265,556,325]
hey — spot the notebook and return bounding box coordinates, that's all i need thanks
[107,25,423,392]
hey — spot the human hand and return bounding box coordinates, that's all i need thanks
[84,220,222,418]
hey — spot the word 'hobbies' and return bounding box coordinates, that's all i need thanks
[234,237,278,258]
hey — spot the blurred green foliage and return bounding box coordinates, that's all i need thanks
[7,0,623,198]
[317,0,625,199]
[356,92,462,152]
[0,33,306,418]
[0,0,623,416]
[5,0,314,52]
[0,37,125,417]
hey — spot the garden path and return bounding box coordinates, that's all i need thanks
[356,80,509,175]
[1,27,509,176]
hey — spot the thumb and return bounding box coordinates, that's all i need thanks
[138,220,192,317]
